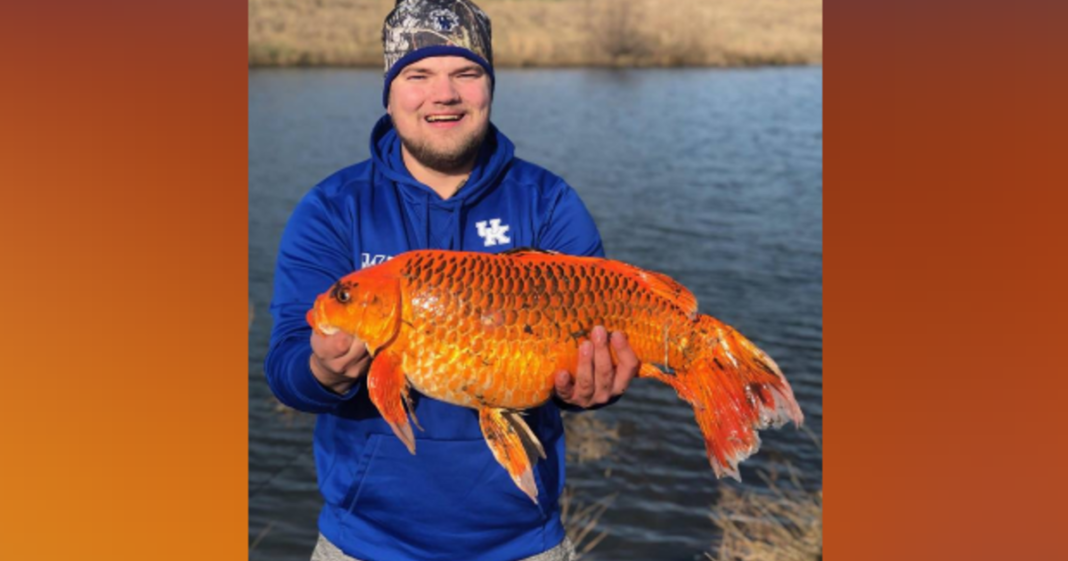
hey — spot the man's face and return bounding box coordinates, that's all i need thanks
[387,56,492,173]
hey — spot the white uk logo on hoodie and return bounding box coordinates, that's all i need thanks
[475,219,511,247]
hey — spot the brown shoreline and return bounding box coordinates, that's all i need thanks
[249,0,822,69]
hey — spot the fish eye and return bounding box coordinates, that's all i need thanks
[331,282,352,303]
[328,282,358,303]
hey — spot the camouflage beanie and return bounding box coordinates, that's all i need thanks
[382,0,495,107]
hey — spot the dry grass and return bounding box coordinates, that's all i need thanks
[559,486,616,560]
[707,454,822,561]
[249,0,394,66]
[269,396,314,426]
[249,0,822,67]
[249,521,275,554]
[559,411,620,558]
[563,410,619,463]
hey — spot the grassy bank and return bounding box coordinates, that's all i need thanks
[707,463,823,561]
[564,412,823,561]
[249,0,822,68]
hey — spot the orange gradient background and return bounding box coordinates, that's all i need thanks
[0,1,248,558]
[825,1,1068,560]
[2,1,1067,560]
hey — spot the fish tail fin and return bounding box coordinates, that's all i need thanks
[479,408,540,504]
[650,315,803,480]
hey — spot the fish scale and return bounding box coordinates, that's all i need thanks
[308,249,803,503]
[404,253,610,408]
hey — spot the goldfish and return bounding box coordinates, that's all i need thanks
[307,249,803,503]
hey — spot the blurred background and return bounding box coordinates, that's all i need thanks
[249,0,822,68]
[249,1,822,559]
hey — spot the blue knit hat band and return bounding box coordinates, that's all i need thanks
[382,45,495,107]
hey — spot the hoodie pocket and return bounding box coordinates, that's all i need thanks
[337,434,383,515]
[342,435,551,551]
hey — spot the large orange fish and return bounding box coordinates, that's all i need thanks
[307,249,803,503]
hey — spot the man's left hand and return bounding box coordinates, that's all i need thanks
[554,326,639,408]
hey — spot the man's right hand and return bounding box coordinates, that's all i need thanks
[309,331,372,395]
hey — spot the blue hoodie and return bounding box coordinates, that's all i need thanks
[266,116,605,561]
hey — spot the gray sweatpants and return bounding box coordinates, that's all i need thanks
[311,533,576,561]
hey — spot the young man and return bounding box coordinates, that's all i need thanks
[266,1,639,559]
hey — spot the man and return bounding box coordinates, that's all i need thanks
[265,1,639,559]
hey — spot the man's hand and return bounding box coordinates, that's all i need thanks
[309,331,372,395]
[554,326,639,408]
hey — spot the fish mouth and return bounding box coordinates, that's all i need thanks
[317,323,339,336]
[308,297,341,336]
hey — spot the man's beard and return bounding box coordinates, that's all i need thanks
[398,121,489,173]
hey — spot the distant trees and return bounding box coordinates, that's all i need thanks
[585,0,650,64]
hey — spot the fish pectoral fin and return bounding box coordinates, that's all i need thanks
[479,407,539,504]
[403,389,424,432]
[368,350,416,454]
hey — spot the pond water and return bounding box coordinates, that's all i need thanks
[249,66,822,561]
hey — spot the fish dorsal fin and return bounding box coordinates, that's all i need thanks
[601,260,698,319]
[499,247,560,257]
